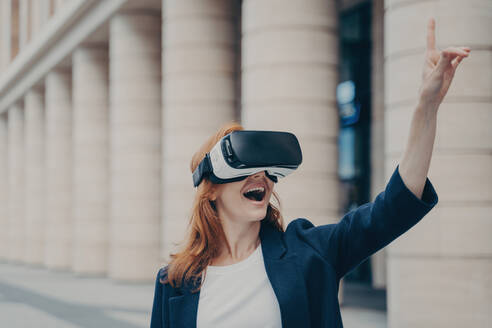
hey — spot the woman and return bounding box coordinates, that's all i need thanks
[151,18,470,328]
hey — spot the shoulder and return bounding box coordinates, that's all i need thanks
[282,217,337,248]
[282,217,340,260]
[156,265,169,284]
[284,217,335,237]
[285,217,316,232]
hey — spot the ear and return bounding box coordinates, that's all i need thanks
[209,187,217,201]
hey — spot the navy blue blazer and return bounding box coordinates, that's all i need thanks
[150,165,438,328]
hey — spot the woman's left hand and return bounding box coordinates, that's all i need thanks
[418,18,471,110]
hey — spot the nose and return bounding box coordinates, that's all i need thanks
[251,170,266,179]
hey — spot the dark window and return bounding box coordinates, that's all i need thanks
[337,0,372,285]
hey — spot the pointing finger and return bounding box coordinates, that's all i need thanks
[426,18,436,51]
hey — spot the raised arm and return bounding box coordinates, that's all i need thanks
[290,18,472,280]
[292,163,438,280]
[398,18,470,199]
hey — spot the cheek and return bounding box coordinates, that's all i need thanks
[217,184,244,204]
[230,190,244,203]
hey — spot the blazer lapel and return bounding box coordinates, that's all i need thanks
[259,219,311,328]
[168,278,201,328]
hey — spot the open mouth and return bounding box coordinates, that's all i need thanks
[243,187,266,202]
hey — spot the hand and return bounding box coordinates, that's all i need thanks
[418,18,470,110]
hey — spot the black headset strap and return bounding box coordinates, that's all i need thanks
[192,154,212,187]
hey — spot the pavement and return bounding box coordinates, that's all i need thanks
[0,261,386,327]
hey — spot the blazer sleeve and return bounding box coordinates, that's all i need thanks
[292,164,438,280]
[150,267,168,328]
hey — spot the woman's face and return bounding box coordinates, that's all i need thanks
[212,171,275,223]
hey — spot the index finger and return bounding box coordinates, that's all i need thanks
[426,17,436,51]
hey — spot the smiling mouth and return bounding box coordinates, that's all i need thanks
[243,188,266,202]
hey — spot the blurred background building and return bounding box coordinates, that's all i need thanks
[0,0,490,326]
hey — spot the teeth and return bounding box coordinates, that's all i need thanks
[245,187,264,193]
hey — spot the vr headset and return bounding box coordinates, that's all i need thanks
[192,130,303,187]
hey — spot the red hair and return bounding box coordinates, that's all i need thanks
[162,121,284,292]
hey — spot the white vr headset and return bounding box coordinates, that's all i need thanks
[192,130,303,187]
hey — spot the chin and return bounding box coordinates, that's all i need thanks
[249,208,268,221]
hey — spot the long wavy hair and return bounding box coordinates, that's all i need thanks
[161,122,285,293]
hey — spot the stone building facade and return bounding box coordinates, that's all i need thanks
[0,0,490,326]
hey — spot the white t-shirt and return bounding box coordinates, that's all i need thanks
[196,242,282,328]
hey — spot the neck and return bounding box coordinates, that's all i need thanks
[213,219,261,266]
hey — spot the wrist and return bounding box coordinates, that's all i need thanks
[416,98,439,119]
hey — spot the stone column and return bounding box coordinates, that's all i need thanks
[29,0,40,41]
[242,0,339,227]
[7,103,25,262]
[54,0,66,13]
[1,1,14,68]
[161,0,238,262]
[40,0,51,26]
[0,115,8,259]
[44,68,72,269]
[24,87,45,265]
[0,3,4,71]
[19,0,30,50]
[72,45,109,274]
[385,1,492,326]
[11,0,20,60]
[109,11,161,281]
[242,0,341,302]
[30,0,50,35]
